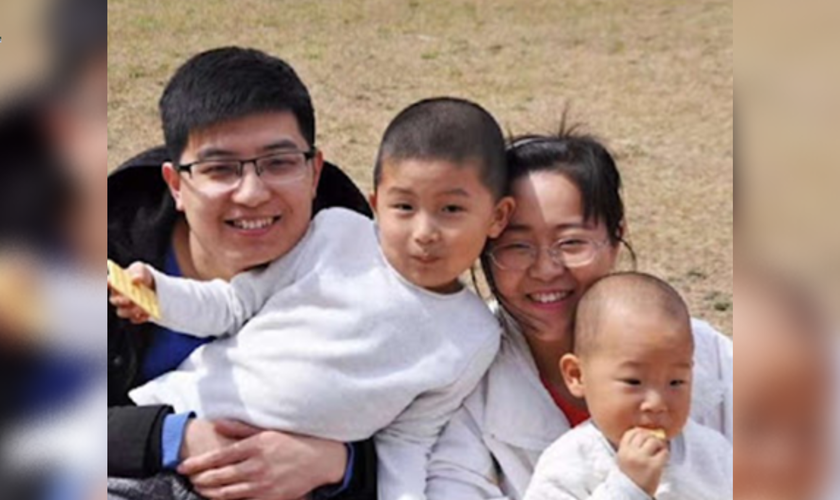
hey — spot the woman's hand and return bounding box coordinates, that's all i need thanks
[178,419,348,500]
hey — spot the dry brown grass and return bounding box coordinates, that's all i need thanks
[108,0,732,334]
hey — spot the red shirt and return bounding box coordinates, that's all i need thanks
[540,375,590,428]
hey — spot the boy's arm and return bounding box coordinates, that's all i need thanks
[146,256,296,338]
[523,430,655,500]
[525,465,653,500]
[375,335,499,500]
[426,406,510,500]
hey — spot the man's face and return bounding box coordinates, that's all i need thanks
[164,112,322,280]
[572,307,694,447]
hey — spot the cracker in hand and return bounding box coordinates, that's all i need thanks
[107,260,161,320]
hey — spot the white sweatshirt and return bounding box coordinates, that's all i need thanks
[524,420,733,500]
[128,208,501,500]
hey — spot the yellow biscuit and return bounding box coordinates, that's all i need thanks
[107,260,161,320]
[648,428,668,440]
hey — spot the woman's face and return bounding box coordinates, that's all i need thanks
[489,171,620,340]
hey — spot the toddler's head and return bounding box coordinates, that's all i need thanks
[561,272,694,447]
[370,97,514,293]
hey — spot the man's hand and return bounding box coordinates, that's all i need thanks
[178,419,348,500]
[617,427,670,497]
[179,418,239,463]
[107,262,155,324]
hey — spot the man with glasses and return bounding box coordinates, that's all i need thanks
[108,47,375,500]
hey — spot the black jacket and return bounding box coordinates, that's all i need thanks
[108,146,376,498]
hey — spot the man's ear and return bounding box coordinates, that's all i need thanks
[162,162,185,211]
[560,353,586,399]
[488,196,516,238]
[310,150,325,200]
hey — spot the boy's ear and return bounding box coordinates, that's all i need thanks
[560,353,586,399]
[368,192,379,213]
[488,196,516,238]
[162,162,185,211]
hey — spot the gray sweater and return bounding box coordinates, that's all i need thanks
[129,208,502,500]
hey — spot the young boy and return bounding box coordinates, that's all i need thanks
[110,97,515,500]
[524,272,732,500]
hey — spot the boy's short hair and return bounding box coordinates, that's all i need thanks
[160,47,315,162]
[373,97,508,199]
[574,272,692,357]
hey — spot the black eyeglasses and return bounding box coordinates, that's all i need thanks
[178,150,316,194]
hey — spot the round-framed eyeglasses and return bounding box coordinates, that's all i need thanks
[488,237,610,271]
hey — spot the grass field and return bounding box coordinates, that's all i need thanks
[108,0,733,334]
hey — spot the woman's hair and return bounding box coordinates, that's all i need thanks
[476,117,636,304]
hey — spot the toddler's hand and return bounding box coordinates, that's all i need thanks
[617,427,670,497]
[108,262,155,324]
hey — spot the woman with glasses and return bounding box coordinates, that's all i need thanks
[425,126,733,500]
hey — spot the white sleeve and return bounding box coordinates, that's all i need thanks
[148,253,300,338]
[718,331,734,440]
[526,471,651,500]
[586,470,654,500]
[376,335,500,500]
[146,211,355,338]
[690,319,734,442]
[426,405,510,500]
[524,446,651,500]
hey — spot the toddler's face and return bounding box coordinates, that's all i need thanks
[735,287,832,500]
[371,159,512,293]
[569,308,694,447]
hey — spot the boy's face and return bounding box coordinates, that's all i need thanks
[563,307,694,447]
[734,291,831,500]
[371,159,513,294]
[163,111,323,280]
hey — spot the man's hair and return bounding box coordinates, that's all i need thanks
[372,97,508,199]
[159,47,315,162]
[574,272,693,357]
